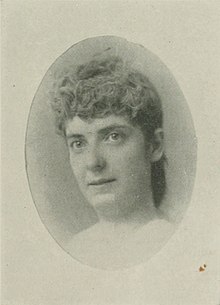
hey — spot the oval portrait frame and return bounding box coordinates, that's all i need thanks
[25,36,197,270]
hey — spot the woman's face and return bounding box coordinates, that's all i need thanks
[65,114,153,220]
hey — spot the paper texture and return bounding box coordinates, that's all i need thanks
[2,1,220,304]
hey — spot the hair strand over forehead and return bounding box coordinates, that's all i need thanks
[50,55,166,207]
[50,56,163,138]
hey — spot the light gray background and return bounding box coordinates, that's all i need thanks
[2,1,220,304]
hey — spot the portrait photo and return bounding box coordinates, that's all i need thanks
[3,2,220,304]
[25,35,197,269]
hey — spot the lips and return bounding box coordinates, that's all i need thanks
[88,178,116,186]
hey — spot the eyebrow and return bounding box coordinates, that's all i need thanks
[66,134,84,139]
[66,124,132,139]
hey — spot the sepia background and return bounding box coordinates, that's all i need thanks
[2,1,220,304]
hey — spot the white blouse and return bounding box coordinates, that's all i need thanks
[65,217,175,270]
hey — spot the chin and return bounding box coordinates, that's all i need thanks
[89,193,116,209]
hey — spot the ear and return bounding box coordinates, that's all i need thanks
[150,128,164,163]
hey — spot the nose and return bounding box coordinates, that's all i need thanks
[86,145,106,172]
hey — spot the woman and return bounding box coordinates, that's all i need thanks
[50,55,174,269]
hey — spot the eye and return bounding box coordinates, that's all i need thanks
[70,140,86,152]
[105,132,122,143]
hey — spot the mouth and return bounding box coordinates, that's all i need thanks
[88,178,116,186]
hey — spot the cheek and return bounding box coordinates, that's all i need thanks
[111,147,150,177]
[122,142,148,164]
[122,150,151,192]
[69,156,85,184]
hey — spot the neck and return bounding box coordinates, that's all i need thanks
[95,193,158,226]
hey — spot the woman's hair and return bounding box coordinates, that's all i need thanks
[50,55,166,207]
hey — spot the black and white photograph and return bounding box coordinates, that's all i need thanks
[2,1,220,304]
[26,36,196,269]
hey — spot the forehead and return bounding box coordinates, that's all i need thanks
[65,115,135,137]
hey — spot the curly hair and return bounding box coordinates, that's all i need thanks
[50,56,166,207]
